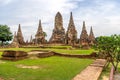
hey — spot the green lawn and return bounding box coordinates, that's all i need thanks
[99,66,110,80]
[0,47,94,80]
[99,63,120,80]
[0,47,94,55]
[0,56,93,80]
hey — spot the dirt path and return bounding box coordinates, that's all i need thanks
[27,51,41,59]
[72,59,107,80]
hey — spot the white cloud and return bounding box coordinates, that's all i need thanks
[5,0,81,41]
[0,0,14,6]
[72,0,120,37]
[1,0,120,41]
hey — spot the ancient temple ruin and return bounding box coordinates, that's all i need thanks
[66,12,77,45]
[89,27,95,45]
[29,35,33,44]
[17,24,25,44]
[79,21,89,47]
[10,24,24,47]
[49,12,65,44]
[10,32,19,47]
[26,40,29,44]
[10,12,96,48]
[34,20,46,44]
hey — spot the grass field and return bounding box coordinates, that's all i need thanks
[0,47,94,55]
[0,56,93,80]
[0,47,94,80]
[99,66,110,80]
[99,63,120,80]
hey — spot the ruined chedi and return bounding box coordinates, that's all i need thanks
[34,20,46,44]
[66,12,77,45]
[79,21,89,47]
[89,27,95,45]
[10,32,19,47]
[49,12,65,44]
[29,35,33,44]
[17,24,25,44]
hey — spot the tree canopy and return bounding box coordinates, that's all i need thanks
[95,35,120,71]
[0,25,13,46]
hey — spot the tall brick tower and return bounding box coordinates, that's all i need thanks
[66,12,77,45]
[49,12,65,44]
[17,24,24,44]
[89,26,95,45]
[79,21,89,47]
[35,20,46,44]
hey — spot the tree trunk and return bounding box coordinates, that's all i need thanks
[115,62,119,71]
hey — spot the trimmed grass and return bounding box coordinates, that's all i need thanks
[0,48,94,55]
[41,45,72,49]
[99,66,110,80]
[0,47,94,80]
[50,49,94,55]
[0,48,40,52]
[99,63,120,80]
[0,56,93,80]
[0,52,2,58]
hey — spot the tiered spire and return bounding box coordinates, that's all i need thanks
[35,20,46,44]
[68,12,76,29]
[26,40,28,44]
[30,35,33,43]
[17,24,24,44]
[49,12,65,44]
[36,20,43,34]
[13,32,18,43]
[10,32,19,47]
[66,12,77,45]
[55,12,64,30]
[89,26,95,45]
[79,21,89,46]
[35,20,44,37]
[10,12,96,48]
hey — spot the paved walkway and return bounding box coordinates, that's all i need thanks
[0,78,4,80]
[114,73,120,80]
[72,59,107,80]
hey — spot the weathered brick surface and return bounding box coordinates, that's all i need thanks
[1,50,28,61]
[49,12,65,44]
[66,12,77,45]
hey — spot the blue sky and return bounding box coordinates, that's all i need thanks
[0,0,120,41]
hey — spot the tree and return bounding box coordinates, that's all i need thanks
[0,25,13,46]
[95,35,120,71]
[43,32,47,37]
